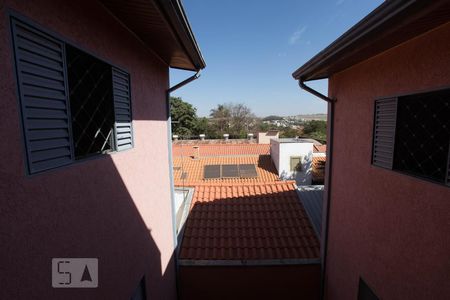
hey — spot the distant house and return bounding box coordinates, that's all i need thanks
[270,138,314,185]
[293,1,450,299]
[0,0,204,299]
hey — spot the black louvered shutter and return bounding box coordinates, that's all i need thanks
[112,67,133,151]
[372,98,397,169]
[11,18,74,174]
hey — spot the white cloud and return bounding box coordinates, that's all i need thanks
[289,26,307,45]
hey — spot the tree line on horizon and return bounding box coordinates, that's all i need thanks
[170,96,327,142]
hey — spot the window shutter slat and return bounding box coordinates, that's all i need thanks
[112,67,133,151]
[372,98,397,169]
[11,19,74,174]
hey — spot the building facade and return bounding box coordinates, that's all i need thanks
[293,1,450,299]
[0,0,204,299]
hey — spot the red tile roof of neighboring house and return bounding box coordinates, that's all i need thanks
[312,156,326,183]
[173,155,279,186]
[179,181,320,260]
[173,143,270,157]
[313,145,327,153]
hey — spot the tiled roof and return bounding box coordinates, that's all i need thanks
[173,143,270,157]
[173,155,279,186]
[312,156,326,183]
[179,181,320,260]
[313,145,327,153]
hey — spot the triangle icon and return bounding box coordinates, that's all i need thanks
[80,265,92,282]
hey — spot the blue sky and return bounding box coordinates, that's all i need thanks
[170,0,383,117]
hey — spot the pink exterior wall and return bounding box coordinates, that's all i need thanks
[326,22,450,299]
[0,0,176,299]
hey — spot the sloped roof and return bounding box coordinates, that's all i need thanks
[313,145,327,153]
[100,0,205,70]
[172,143,270,157]
[312,156,326,183]
[178,182,320,260]
[293,0,450,80]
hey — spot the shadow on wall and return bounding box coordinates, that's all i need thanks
[0,156,176,300]
[279,163,313,185]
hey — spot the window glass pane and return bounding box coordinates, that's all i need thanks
[393,90,450,183]
[66,45,115,159]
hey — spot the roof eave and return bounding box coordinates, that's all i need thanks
[292,0,450,81]
[155,0,206,70]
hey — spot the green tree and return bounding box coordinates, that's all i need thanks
[194,117,213,137]
[210,104,231,136]
[229,103,255,138]
[210,103,255,138]
[302,120,327,142]
[279,126,300,138]
[170,96,198,138]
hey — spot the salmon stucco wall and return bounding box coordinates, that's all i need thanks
[0,0,176,299]
[326,22,450,299]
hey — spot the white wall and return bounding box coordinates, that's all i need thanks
[258,131,279,144]
[271,140,313,185]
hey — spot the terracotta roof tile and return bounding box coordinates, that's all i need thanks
[173,143,270,157]
[179,182,320,260]
[313,145,327,153]
[312,156,326,183]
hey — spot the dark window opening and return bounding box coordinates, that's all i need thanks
[393,90,450,183]
[358,278,379,300]
[66,45,115,159]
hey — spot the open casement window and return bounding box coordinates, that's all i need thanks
[11,17,133,174]
[372,89,450,186]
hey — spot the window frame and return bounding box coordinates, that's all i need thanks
[371,87,450,187]
[9,12,133,175]
[290,156,302,172]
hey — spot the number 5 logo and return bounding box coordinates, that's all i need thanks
[57,261,71,285]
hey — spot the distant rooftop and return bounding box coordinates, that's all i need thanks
[172,155,278,186]
[273,138,322,145]
[172,143,270,157]
[297,186,324,238]
[313,144,327,153]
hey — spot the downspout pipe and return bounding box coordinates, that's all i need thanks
[168,70,201,93]
[298,79,335,103]
[298,78,335,300]
[166,69,201,300]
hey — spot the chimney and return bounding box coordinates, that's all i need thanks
[223,133,229,141]
[199,134,205,141]
[172,134,179,141]
[192,145,200,160]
